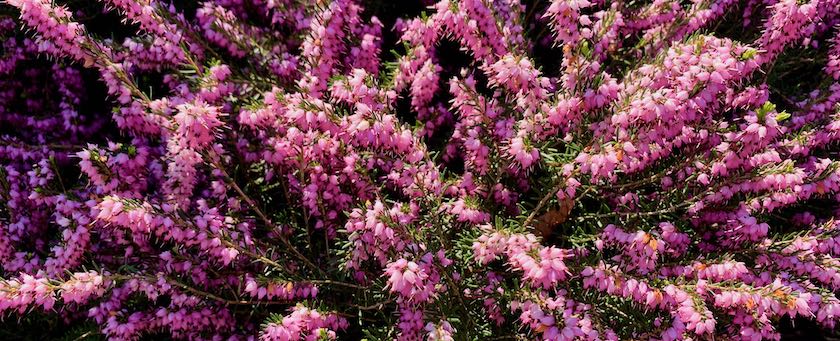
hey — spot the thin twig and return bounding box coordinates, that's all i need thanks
[303,279,367,290]
[576,201,692,221]
[522,180,566,229]
[351,299,394,311]
[210,156,322,274]
[166,277,287,306]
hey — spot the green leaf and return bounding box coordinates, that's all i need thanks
[739,48,757,61]
[579,40,592,59]
[757,101,776,121]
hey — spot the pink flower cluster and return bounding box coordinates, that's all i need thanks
[473,228,573,289]
[2,0,840,339]
[384,252,450,303]
[260,306,348,341]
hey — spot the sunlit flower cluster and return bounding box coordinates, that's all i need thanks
[2,0,840,339]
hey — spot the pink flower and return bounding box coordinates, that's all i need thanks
[384,256,441,303]
[173,101,224,149]
[506,137,540,170]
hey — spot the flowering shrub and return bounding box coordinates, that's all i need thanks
[3,0,840,339]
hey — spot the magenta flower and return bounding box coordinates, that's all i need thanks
[2,0,840,339]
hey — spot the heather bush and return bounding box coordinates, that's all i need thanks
[2,0,840,339]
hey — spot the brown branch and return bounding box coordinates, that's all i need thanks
[575,200,692,221]
[522,180,567,229]
[208,155,322,275]
[166,277,288,306]
[302,279,367,290]
[351,299,394,311]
